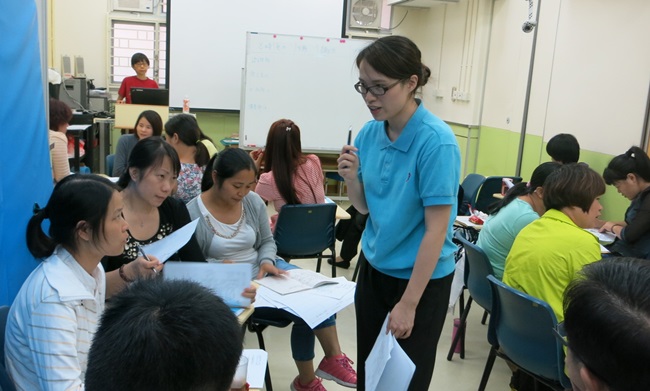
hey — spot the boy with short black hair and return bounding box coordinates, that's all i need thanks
[116,52,159,104]
[85,278,243,391]
[546,133,580,164]
[563,257,650,391]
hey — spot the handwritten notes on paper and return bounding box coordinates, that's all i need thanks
[164,262,252,308]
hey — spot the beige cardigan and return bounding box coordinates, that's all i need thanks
[49,130,70,182]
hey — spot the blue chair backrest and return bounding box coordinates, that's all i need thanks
[1,305,17,391]
[487,276,570,388]
[474,176,522,213]
[106,154,115,176]
[459,173,485,215]
[274,203,337,256]
[455,232,494,312]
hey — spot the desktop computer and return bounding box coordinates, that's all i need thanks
[59,77,88,110]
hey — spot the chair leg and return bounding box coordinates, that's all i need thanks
[331,245,336,278]
[352,255,363,282]
[459,290,466,317]
[481,310,489,325]
[316,253,322,274]
[479,346,497,391]
[447,297,473,361]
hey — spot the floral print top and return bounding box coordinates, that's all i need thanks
[175,163,205,204]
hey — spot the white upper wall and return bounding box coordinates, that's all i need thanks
[51,0,108,87]
[50,0,650,155]
[394,0,650,155]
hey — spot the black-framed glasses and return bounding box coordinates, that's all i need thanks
[553,321,613,388]
[354,79,403,96]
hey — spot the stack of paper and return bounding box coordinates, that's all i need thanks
[255,269,339,295]
[255,275,356,328]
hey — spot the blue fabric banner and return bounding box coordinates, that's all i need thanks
[0,0,54,305]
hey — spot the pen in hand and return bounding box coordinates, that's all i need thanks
[343,126,352,169]
[136,244,157,274]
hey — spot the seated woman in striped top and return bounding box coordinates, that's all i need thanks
[4,175,158,390]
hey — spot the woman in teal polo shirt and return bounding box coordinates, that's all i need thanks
[338,36,460,390]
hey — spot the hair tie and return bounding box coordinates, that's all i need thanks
[33,203,45,216]
[526,181,531,187]
[286,126,291,132]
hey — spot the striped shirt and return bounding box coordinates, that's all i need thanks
[5,246,105,390]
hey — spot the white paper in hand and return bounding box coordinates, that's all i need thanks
[365,313,415,391]
[141,218,199,262]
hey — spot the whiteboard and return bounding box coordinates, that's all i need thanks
[168,0,345,110]
[240,33,373,152]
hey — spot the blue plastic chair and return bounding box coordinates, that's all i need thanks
[473,176,522,213]
[459,173,485,215]
[106,153,115,176]
[1,306,17,391]
[447,232,494,361]
[480,276,571,391]
[274,203,337,277]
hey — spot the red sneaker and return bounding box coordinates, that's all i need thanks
[290,376,327,391]
[315,353,357,388]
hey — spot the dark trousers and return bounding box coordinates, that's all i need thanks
[355,252,453,390]
[335,205,368,261]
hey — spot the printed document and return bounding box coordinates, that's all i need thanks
[365,314,415,391]
[255,269,339,295]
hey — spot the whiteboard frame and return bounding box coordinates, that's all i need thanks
[240,32,373,153]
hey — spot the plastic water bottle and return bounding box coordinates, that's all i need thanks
[182,96,190,113]
[451,317,462,353]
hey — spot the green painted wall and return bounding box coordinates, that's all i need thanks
[451,124,479,177]
[188,114,629,221]
[194,111,240,150]
[469,126,628,221]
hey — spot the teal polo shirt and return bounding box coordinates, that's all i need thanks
[356,101,460,279]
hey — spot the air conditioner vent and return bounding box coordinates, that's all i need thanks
[113,0,154,13]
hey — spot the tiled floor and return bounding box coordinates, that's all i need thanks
[244,216,513,390]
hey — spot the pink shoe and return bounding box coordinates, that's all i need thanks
[316,353,357,388]
[290,376,327,391]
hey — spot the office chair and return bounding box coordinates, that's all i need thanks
[447,232,494,361]
[479,276,571,391]
[274,203,338,277]
[1,306,17,391]
[473,176,522,213]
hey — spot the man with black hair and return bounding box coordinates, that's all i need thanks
[562,257,650,391]
[85,278,243,391]
[546,133,580,164]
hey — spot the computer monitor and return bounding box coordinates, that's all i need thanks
[130,88,169,106]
